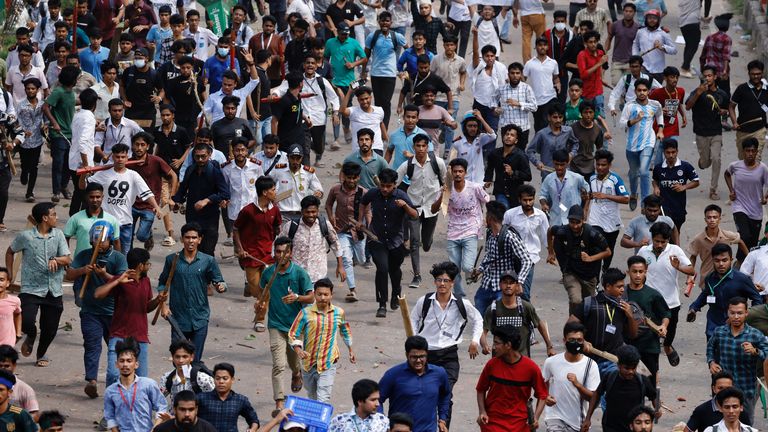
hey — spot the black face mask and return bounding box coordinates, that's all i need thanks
[565,340,584,355]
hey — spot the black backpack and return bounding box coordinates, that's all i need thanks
[368,29,400,56]
[399,151,443,191]
[287,215,333,252]
[476,17,503,52]
[164,361,214,394]
[602,369,646,404]
[418,292,468,341]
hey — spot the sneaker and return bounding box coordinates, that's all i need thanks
[409,275,421,289]
[629,195,638,211]
[98,417,108,431]
[344,130,352,144]
[345,290,358,302]
[376,306,386,318]
[223,237,234,247]
[62,189,72,199]
[710,191,720,200]
[84,380,98,399]
[144,237,154,252]
[51,193,60,203]
[679,69,695,78]
[25,194,35,203]
[330,141,341,151]
[390,298,399,310]
[362,259,374,269]
[314,160,326,168]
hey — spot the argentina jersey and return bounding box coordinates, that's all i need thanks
[621,100,664,152]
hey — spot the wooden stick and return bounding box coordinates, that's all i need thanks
[152,253,180,325]
[76,160,143,176]
[254,257,286,323]
[6,150,15,176]
[275,189,293,202]
[584,342,651,375]
[79,226,108,299]
[441,148,457,216]
[399,296,414,337]
[645,317,665,336]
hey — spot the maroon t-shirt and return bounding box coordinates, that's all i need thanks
[131,155,172,211]
[109,276,153,343]
[234,202,281,268]
[92,0,118,41]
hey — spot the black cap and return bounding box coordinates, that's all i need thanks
[567,204,584,221]
[337,22,351,34]
[287,144,303,157]
[500,270,519,282]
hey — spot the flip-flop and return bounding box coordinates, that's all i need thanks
[291,374,303,393]
[254,322,266,332]
[20,337,32,357]
[666,347,680,367]
[35,357,51,367]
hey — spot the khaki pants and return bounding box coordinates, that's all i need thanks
[562,273,597,315]
[735,128,766,161]
[269,328,301,401]
[611,61,630,86]
[246,266,267,322]
[521,14,546,63]
[695,134,723,192]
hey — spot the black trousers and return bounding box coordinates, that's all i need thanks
[448,18,471,58]
[407,214,439,277]
[664,306,681,348]
[594,227,620,272]
[19,146,41,198]
[307,124,327,162]
[371,76,396,128]
[734,212,762,262]
[640,351,660,386]
[0,168,10,224]
[606,0,622,21]
[20,292,63,360]
[221,208,232,237]
[69,171,86,217]
[680,23,701,70]
[428,345,460,426]
[534,99,558,132]
[569,2,587,26]
[192,217,219,256]
[369,241,405,307]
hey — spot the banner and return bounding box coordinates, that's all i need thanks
[198,0,236,37]
[465,0,513,6]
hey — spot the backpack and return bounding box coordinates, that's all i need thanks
[287,215,333,252]
[368,29,400,56]
[602,369,646,405]
[164,361,214,394]
[622,72,650,104]
[418,292,468,340]
[492,224,523,274]
[582,295,649,337]
[399,151,443,191]
[314,75,329,111]
[476,17,503,52]
[490,298,535,346]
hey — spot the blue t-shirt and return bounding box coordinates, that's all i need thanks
[387,125,431,169]
[146,25,173,63]
[203,55,240,94]
[79,46,110,81]
[651,159,699,219]
[365,30,407,78]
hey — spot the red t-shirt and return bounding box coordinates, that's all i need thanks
[234,202,282,268]
[131,155,173,211]
[577,49,605,98]
[109,276,153,343]
[649,86,686,138]
[476,355,548,432]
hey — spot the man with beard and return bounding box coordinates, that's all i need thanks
[64,183,121,256]
[155,391,217,431]
[274,144,323,221]
[631,10,676,84]
[494,62,537,149]
[484,124,532,209]
[222,138,265,256]
[163,56,207,133]
[210,96,256,157]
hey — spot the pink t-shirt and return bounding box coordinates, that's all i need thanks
[0,295,20,347]
[447,181,490,241]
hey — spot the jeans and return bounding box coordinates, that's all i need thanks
[338,233,366,290]
[680,23,701,70]
[118,224,133,255]
[522,263,535,301]
[302,364,336,403]
[19,292,63,360]
[592,94,605,117]
[734,212,762,262]
[106,337,149,387]
[80,312,111,381]
[50,136,71,195]
[369,242,405,307]
[251,116,273,147]
[169,318,209,363]
[132,208,155,247]
[407,214,438,277]
[474,288,501,317]
[371,76,396,128]
[18,145,41,198]
[436,100,460,153]
[446,236,477,298]
[626,146,654,200]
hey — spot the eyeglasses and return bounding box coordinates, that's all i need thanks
[408,354,427,360]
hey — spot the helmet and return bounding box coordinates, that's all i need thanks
[89,220,114,244]
[644,9,661,17]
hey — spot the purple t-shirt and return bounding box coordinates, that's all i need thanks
[447,181,490,240]
[727,161,768,220]
[608,20,640,63]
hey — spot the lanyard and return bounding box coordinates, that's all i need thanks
[303,76,318,94]
[752,84,764,103]
[261,33,274,49]
[707,268,733,295]
[555,176,567,201]
[605,304,615,325]
[110,123,124,145]
[414,71,431,89]
[118,382,138,412]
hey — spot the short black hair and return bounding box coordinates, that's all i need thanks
[180,222,202,237]
[429,261,460,281]
[628,55,644,66]
[255,175,276,196]
[85,182,104,193]
[351,379,379,407]
[403,104,420,115]
[341,161,362,177]
[404,335,428,352]
[300,195,321,210]
[663,66,679,77]
[711,242,733,258]
[32,202,56,224]
[711,370,734,387]
[274,236,293,251]
[170,13,184,25]
[357,127,375,141]
[562,321,586,338]
[112,143,130,155]
[0,345,18,364]
[601,268,625,287]
[378,168,398,185]
[715,386,744,406]
[389,412,414,428]
[627,405,655,425]
[582,30,600,42]
[131,131,154,147]
[213,362,235,377]
[579,98,596,113]
[649,221,672,240]
[221,95,240,106]
[355,86,373,97]
[548,103,565,116]
[38,410,65,429]
[169,339,196,355]
[634,78,651,90]
[517,184,536,198]
[552,148,570,163]
[314,278,334,292]
[594,149,613,164]
[642,194,661,208]
[481,44,497,56]
[728,296,748,308]
[748,60,765,72]
[553,9,567,19]
[743,137,759,150]
[127,248,150,269]
[485,201,507,222]
[413,133,430,145]
[704,204,722,215]
[492,326,522,351]
[569,78,583,88]
[449,158,468,170]
[22,77,41,89]
[173,390,197,407]
[80,88,99,111]
[702,64,718,75]
[626,255,647,268]
[616,344,641,367]
[661,138,678,150]
[115,337,141,359]
[508,62,524,72]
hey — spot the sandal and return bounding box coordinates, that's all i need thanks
[291,374,303,393]
[0,225,7,233]
[161,236,176,247]
[666,347,680,367]
[20,337,32,357]
[35,357,51,367]
[254,322,266,332]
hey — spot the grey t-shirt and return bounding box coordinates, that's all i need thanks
[678,0,701,27]
[727,161,768,221]
[624,215,675,252]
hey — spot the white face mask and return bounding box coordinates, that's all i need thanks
[134,59,146,68]
[554,22,566,31]
[217,47,230,57]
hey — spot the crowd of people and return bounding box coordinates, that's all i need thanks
[0,0,764,430]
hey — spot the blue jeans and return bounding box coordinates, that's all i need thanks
[652,135,676,168]
[106,336,149,387]
[50,137,71,194]
[303,364,337,403]
[495,194,510,210]
[436,100,460,153]
[132,208,155,246]
[626,146,654,200]
[447,236,478,298]
[251,117,273,148]
[593,94,605,117]
[338,232,366,290]
[522,263,535,301]
[119,224,133,255]
[474,288,501,317]
[169,316,209,363]
[80,312,111,381]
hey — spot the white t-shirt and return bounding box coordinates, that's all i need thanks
[742,245,768,294]
[587,172,629,233]
[87,169,154,225]
[523,56,559,105]
[542,353,600,430]
[638,243,691,309]
[349,106,386,152]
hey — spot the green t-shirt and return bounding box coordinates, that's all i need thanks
[626,284,671,354]
[482,298,540,357]
[747,305,768,335]
[262,262,314,333]
[72,248,128,316]
[0,404,37,432]
[565,97,583,126]
[63,210,121,256]
[323,37,366,87]
[45,85,76,139]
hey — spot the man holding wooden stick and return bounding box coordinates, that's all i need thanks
[157,223,226,363]
[65,220,127,399]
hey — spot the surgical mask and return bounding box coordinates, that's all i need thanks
[554,22,566,31]
[217,47,229,57]
[134,59,146,68]
[565,340,584,355]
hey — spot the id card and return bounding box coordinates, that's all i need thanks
[559,202,568,212]
[441,330,454,339]
[605,324,617,334]
[707,295,717,304]
[762,104,768,113]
